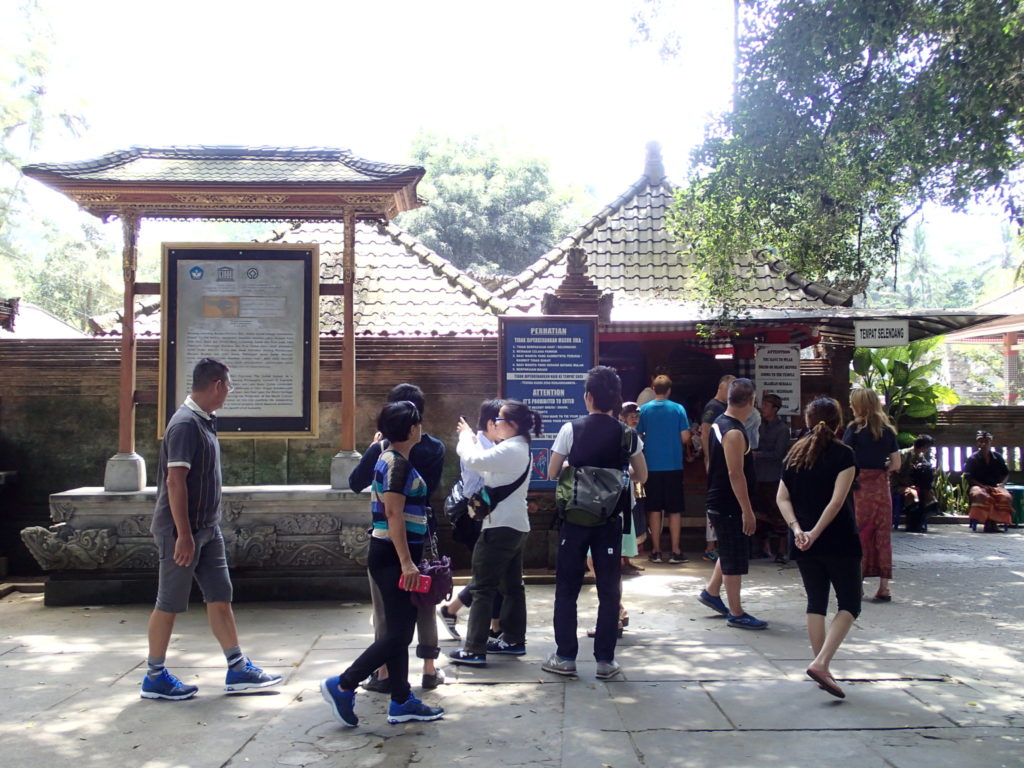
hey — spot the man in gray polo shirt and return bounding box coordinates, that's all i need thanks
[141,358,282,700]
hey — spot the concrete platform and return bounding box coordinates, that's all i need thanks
[1,524,1022,767]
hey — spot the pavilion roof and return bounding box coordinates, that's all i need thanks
[21,145,425,221]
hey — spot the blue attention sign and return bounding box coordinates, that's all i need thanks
[501,317,597,489]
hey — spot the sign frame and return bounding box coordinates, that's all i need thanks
[159,243,320,439]
[498,315,599,490]
[754,343,802,416]
[854,320,911,347]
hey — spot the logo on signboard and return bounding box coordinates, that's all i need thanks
[217,266,235,282]
[189,266,204,280]
[246,267,259,280]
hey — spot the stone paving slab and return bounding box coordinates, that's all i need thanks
[612,644,779,680]
[230,682,558,768]
[633,730,892,768]
[771,657,951,681]
[0,673,299,768]
[902,679,1024,728]
[0,651,140,722]
[868,727,1024,768]
[599,681,734,731]
[703,679,954,730]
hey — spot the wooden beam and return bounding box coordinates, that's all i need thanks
[118,213,140,454]
[341,208,356,453]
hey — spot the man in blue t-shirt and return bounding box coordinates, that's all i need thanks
[637,375,692,564]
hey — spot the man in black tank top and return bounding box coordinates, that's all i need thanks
[696,378,768,630]
[544,366,647,680]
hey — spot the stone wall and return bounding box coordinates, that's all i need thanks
[0,336,500,575]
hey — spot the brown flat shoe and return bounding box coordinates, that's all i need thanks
[806,668,845,699]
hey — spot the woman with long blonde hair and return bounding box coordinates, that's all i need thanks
[777,397,860,698]
[843,389,901,601]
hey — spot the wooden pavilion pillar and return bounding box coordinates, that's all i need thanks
[330,207,361,488]
[103,211,147,491]
[1003,332,1020,405]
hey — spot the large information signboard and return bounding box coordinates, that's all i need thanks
[499,316,598,489]
[160,244,319,438]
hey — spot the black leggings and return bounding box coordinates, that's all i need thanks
[338,538,422,703]
[796,554,862,618]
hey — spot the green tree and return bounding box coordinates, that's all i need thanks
[1,0,87,303]
[643,0,1024,319]
[865,220,986,309]
[398,131,581,274]
[14,220,120,330]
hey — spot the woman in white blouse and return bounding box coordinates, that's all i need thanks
[446,400,541,666]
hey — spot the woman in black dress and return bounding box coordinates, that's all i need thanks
[776,397,860,699]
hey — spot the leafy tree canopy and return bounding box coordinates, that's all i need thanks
[398,131,582,275]
[2,0,98,325]
[646,0,1024,318]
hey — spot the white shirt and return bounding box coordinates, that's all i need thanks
[551,420,644,458]
[456,432,531,533]
[460,431,493,497]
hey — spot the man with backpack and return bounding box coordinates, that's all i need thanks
[543,366,648,680]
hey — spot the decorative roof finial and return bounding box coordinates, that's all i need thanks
[644,141,665,185]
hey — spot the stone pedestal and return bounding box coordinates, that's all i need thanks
[103,452,147,492]
[22,485,371,605]
[330,450,362,490]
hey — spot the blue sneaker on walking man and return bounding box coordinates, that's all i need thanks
[141,359,282,701]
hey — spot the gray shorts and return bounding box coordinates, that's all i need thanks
[155,525,233,613]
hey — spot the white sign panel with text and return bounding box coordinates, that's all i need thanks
[854,320,910,347]
[754,344,801,416]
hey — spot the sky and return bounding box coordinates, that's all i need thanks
[19,0,733,202]
[5,0,1011,277]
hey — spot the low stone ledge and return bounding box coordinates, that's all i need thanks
[23,485,376,605]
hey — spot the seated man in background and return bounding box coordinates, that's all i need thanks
[891,434,937,533]
[965,431,1014,533]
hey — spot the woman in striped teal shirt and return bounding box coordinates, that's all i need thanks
[321,401,444,727]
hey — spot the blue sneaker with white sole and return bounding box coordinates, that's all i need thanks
[141,669,198,701]
[320,676,358,727]
[727,612,768,630]
[224,658,283,692]
[697,589,729,616]
[387,694,444,724]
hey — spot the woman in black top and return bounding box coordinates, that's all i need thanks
[777,397,860,699]
[842,388,901,601]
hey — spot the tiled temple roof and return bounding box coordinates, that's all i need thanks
[486,145,851,320]
[91,221,500,337]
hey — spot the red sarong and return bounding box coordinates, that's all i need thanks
[853,468,892,579]
[968,485,1013,526]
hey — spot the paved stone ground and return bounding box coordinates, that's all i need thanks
[1,524,1022,768]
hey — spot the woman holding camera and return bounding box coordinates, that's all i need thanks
[447,401,541,666]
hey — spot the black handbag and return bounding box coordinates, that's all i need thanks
[443,479,470,523]
[466,462,531,520]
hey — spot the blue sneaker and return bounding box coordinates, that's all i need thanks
[224,658,284,692]
[447,648,487,666]
[486,637,526,655]
[697,589,728,616]
[727,612,768,630]
[141,669,198,701]
[387,694,444,724]
[320,676,358,727]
